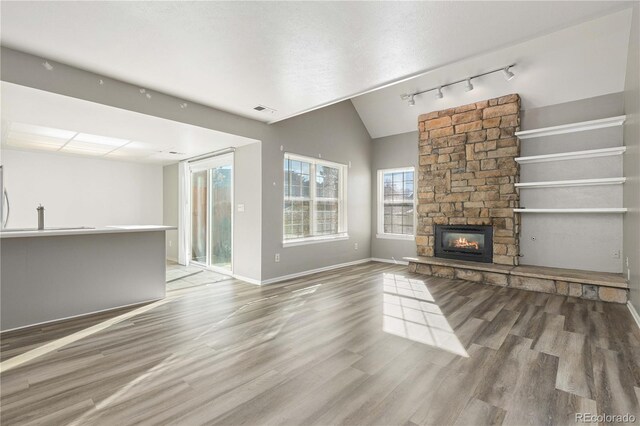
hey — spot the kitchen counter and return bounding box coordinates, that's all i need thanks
[0,225,175,238]
[1,225,172,331]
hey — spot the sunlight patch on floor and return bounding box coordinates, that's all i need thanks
[382,273,468,357]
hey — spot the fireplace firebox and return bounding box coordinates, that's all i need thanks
[434,225,493,263]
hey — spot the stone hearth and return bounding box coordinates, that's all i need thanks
[416,94,520,265]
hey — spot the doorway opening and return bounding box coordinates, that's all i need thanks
[188,153,233,275]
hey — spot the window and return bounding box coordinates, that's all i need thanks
[283,153,348,246]
[377,167,415,240]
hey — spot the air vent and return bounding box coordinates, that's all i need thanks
[253,105,277,114]
[169,151,185,155]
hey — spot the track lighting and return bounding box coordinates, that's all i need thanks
[98,79,104,85]
[42,61,53,71]
[139,88,146,94]
[502,66,515,81]
[179,103,188,109]
[145,93,152,99]
[399,63,516,107]
[464,78,474,92]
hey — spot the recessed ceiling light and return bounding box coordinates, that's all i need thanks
[42,61,53,71]
[73,133,130,147]
[253,105,277,113]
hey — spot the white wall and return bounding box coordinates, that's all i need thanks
[1,149,163,229]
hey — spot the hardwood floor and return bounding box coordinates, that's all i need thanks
[1,262,639,425]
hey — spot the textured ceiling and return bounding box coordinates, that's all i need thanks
[0,1,631,124]
[352,8,633,138]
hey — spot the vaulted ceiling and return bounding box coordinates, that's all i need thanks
[1,1,633,136]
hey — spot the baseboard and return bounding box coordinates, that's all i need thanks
[628,301,640,330]
[232,273,261,286]
[371,257,409,265]
[260,258,374,285]
[166,256,178,263]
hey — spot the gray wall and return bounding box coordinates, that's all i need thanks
[234,143,262,281]
[262,101,372,280]
[519,93,625,273]
[163,163,179,261]
[370,131,418,262]
[1,48,372,282]
[623,3,640,311]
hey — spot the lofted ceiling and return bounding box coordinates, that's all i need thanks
[1,82,258,164]
[0,1,632,125]
[353,8,634,138]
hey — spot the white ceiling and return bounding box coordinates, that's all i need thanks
[0,1,631,124]
[0,82,259,164]
[353,8,634,138]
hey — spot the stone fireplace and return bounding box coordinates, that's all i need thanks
[416,94,521,266]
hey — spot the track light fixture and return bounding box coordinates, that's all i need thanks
[400,63,516,106]
[42,61,53,71]
[464,79,474,92]
[179,103,188,109]
[502,66,515,81]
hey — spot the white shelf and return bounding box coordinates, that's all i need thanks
[514,208,627,213]
[515,147,625,164]
[515,115,626,139]
[515,177,626,188]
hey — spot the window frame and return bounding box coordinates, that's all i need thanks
[283,152,349,247]
[377,166,416,241]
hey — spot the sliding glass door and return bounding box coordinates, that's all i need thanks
[189,154,233,273]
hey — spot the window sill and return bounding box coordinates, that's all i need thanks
[283,233,349,247]
[376,233,415,241]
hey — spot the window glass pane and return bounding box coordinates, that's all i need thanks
[315,200,339,235]
[381,169,414,235]
[284,155,343,240]
[316,165,339,199]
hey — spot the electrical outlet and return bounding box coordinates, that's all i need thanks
[354,242,358,250]
[275,253,280,263]
[612,250,620,259]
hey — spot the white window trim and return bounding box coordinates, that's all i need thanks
[283,152,348,246]
[377,166,416,241]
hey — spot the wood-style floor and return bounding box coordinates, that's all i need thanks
[1,262,639,425]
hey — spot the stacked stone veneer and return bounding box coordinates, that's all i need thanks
[407,262,628,304]
[416,94,521,265]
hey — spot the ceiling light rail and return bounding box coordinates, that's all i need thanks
[401,64,516,105]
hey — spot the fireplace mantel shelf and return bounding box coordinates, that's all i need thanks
[515,147,626,164]
[515,177,626,188]
[514,208,627,213]
[514,115,626,139]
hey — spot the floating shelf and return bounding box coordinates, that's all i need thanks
[515,147,626,164]
[515,177,626,188]
[514,208,627,213]
[515,115,626,139]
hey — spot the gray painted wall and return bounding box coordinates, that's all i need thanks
[234,143,262,281]
[261,101,372,280]
[623,3,640,312]
[520,93,624,272]
[519,93,625,273]
[163,163,179,261]
[0,48,372,282]
[370,131,418,262]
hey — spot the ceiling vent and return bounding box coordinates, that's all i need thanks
[253,105,277,114]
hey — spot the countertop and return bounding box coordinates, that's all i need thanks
[0,225,176,239]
